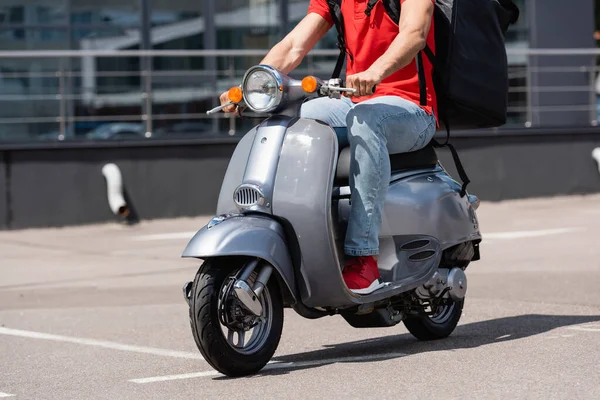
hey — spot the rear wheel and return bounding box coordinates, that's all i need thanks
[189,257,284,377]
[403,299,464,341]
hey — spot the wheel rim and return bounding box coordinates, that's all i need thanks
[429,301,456,324]
[217,271,273,355]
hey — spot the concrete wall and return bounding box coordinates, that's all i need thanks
[1,130,600,230]
[437,130,600,201]
[0,139,236,230]
[0,150,7,230]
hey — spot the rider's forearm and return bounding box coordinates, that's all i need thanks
[368,30,427,82]
[260,38,307,75]
[259,13,331,75]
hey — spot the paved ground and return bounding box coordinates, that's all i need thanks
[1,194,600,400]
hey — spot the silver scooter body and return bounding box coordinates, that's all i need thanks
[181,64,485,378]
[183,94,482,310]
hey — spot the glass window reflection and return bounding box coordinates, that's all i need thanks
[0,28,68,50]
[0,0,544,143]
[0,0,67,25]
[150,0,201,27]
[71,0,140,28]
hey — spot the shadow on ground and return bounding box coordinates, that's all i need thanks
[215,314,600,379]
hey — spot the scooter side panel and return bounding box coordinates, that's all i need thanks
[272,119,355,307]
[216,127,258,215]
[181,215,296,302]
[380,168,481,247]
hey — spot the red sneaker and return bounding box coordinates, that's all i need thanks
[342,256,385,294]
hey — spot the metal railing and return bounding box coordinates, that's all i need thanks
[0,48,599,143]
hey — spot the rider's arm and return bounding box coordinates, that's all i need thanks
[368,0,434,82]
[260,13,332,75]
[220,12,331,111]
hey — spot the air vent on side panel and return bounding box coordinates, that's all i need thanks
[408,250,436,261]
[401,240,431,250]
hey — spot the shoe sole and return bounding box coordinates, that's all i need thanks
[349,279,387,295]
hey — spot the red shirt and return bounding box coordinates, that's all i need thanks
[308,0,437,121]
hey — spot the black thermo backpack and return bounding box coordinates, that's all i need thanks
[326,0,520,195]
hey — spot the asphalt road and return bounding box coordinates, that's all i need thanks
[1,194,600,400]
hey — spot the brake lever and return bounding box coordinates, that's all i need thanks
[206,101,238,115]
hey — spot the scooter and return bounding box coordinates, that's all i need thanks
[182,64,482,377]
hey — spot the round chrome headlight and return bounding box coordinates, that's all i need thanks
[242,66,283,113]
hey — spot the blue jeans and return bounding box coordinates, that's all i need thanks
[300,95,437,256]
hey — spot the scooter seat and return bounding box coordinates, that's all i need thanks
[335,144,438,184]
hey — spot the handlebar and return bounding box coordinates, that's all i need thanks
[317,79,376,97]
[205,78,375,115]
[206,101,240,115]
[325,85,376,94]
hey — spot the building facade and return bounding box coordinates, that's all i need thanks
[0,0,596,143]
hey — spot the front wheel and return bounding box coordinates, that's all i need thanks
[189,257,284,377]
[403,298,464,341]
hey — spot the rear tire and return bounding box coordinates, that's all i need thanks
[189,257,284,377]
[403,299,464,341]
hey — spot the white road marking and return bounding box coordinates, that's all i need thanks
[129,351,408,383]
[130,370,219,383]
[484,227,582,240]
[567,325,600,332]
[0,327,204,360]
[0,393,15,398]
[131,232,197,241]
[545,334,576,339]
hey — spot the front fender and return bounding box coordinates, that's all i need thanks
[182,215,296,302]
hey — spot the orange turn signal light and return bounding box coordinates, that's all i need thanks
[301,76,318,93]
[228,86,243,103]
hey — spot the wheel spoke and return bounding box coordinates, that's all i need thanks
[237,330,246,347]
[227,330,236,346]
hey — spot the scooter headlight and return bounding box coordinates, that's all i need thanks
[241,65,283,113]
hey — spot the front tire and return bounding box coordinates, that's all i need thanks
[403,299,464,341]
[189,257,284,377]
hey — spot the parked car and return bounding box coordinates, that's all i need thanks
[153,121,217,137]
[85,123,146,140]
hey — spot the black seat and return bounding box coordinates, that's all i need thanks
[335,144,438,185]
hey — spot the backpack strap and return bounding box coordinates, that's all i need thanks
[365,0,380,16]
[423,45,437,71]
[498,0,520,24]
[432,137,470,197]
[423,43,470,196]
[415,52,427,106]
[326,0,352,79]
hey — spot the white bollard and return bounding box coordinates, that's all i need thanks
[101,163,130,218]
[593,148,600,174]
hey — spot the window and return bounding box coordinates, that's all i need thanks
[149,0,201,27]
[71,0,140,29]
[0,1,67,25]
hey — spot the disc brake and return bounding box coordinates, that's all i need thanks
[218,276,260,331]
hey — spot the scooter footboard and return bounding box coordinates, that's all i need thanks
[182,215,297,302]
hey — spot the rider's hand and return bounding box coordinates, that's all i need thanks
[219,91,237,113]
[345,70,381,97]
